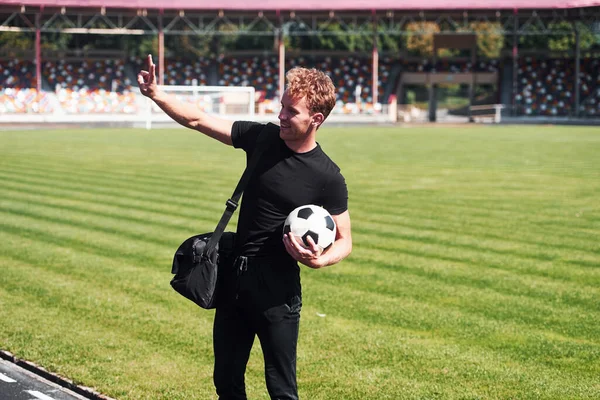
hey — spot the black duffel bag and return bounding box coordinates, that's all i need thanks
[170,231,237,309]
[168,123,275,309]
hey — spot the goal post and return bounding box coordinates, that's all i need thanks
[144,85,256,129]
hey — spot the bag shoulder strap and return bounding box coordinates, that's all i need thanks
[205,122,278,252]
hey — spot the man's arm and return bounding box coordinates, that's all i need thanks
[137,54,234,145]
[283,210,352,269]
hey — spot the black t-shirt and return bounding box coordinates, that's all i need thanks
[231,121,348,259]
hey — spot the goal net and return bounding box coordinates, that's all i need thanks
[144,85,256,129]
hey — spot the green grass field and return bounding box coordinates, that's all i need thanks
[1,124,599,399]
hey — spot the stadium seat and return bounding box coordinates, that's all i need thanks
[164,57,212,86]
[0,88,53,114]
[578,58,600,117]
[0,58,37,89]
[45,59,137,114]
[0,59,54,114]
[218,55,279,101]
[516,58,575,116]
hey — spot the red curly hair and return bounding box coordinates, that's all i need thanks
[285,67,337,119]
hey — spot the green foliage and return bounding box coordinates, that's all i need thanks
[518,21,596,52]
[135,36,159,58]
[404,22,440,56]
[548,22,596,52]
[234,19,277,51]
[1,126,599,400]
[469,22,505,58]
[0,32,34,50]
[281,20,309,50]
[211,22,240,53]
[517,23,549,50]
[1,18,597,55]
[316,21,371,52]
[377,33,401,52]
[547,21,574,51]
[40,31,72,51]
[283,20,374,52]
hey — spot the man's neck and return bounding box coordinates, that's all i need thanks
[285,138,317,154]
[285,127,318,153]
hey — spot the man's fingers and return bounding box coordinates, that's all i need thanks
[304,235,322,253]
[137,55,155,97]
[137,71,150,85]
[283,234,293,251]
[149,62,156,84]
[289,233,319,255]
[141,54,156,85]
[289,233,308,250]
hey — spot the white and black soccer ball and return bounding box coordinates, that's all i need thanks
[283,205,336,250]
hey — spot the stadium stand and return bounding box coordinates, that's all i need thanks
[130,55,213,86]
[162,57,213,86]
[0,0,598,124]
[579,57,600,117]
[218,55,279,99]
[0,59,37,89]
[0,59,55,114]
[515,57,600,117]
[516,57,575,116]
[0,88,53,114]
[45,59,137,114]
[286,55,390,114]
[399,59,499,74]
[215,54,390,114]
[1,53,598,118]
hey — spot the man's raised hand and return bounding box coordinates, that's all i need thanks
[137,54,157,98]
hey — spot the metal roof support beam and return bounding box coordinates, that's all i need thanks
[574,22,580,117]
[511,9,518,117]
[35,7,41,92]
[0,8,598,35]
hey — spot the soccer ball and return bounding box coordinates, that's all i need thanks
[283,205,336,250]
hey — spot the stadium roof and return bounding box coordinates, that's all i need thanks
[1,0,599,10]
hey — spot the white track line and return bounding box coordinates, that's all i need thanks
[0,372,17,383]
[26,390,56,400]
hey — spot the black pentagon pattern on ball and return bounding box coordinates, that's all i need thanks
[324,215,335,231]
[283,224,291,235]
[297,207,314,220]
[302,231,319,247]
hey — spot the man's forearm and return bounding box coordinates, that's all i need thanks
[150,90,234,144]
[151,90,204,130]
[314,237,352,269]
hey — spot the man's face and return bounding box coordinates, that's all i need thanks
[278,91,315,142]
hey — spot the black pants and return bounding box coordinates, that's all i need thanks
[213,255,302,400]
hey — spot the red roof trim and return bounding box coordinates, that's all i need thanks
[1,0,599,10]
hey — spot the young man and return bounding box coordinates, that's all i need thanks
[138,55,352,399]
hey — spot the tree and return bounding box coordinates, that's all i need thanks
[469,22,504,58]
[41,28,72,51]
[128,36,157,58]
[377,33,401,53]
[548,21,596,52]
[517,23,549,50]
[517,21,597,53]
[315,21,370,51]
[404,22,440,56]
[234,19,277,51]
[0,32,34,50]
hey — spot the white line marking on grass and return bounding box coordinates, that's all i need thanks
[26,390,56,400]
[0,372,17,382]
